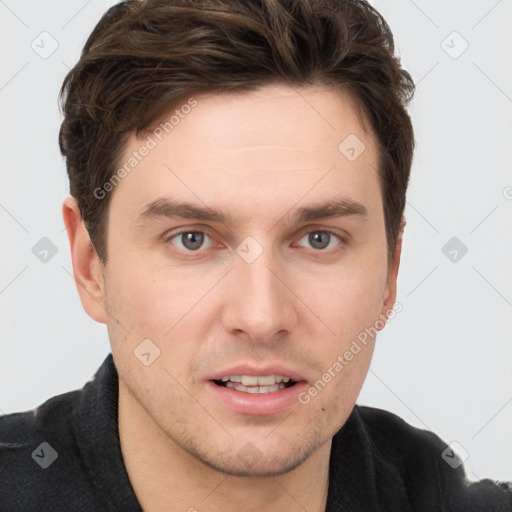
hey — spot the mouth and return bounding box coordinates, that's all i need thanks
[206,369,307,415]
[212,374,298,394]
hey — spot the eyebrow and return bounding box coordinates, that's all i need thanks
[137,195,368,227]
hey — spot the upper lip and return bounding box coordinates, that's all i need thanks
[206,363,307,383]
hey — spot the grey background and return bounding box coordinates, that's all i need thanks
[1,0,511,481]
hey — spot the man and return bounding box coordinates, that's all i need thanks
[0,0,510,510]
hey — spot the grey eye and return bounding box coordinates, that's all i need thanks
[298,231,340,250]
[170,231,212,252]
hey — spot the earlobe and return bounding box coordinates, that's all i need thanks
[377,220,405,329]
[62,197,108,324]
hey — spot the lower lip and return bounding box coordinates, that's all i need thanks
[205,380,308,416]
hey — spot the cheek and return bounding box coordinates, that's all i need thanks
[105,255,192,333]
[300,260,386,338]
[104,258,212,377]
[292,257,385,404]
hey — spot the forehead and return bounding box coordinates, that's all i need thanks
[167,83,374,158]
[110,84,381,223]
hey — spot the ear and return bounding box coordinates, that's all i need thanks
[62,196,107,324]
[377,219,405,329]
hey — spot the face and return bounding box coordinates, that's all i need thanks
[80,84,400,476]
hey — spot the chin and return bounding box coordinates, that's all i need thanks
[198,448,312,477]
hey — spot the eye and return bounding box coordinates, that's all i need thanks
[167,231,214,252]
[164,228,346,255]
[296,230,344,251]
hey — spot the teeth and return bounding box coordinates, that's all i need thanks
[225,381,286,393]
[220,374,292,386]
[241,375,258,386]
[257,375,275,385]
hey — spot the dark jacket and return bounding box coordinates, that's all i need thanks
[1,354,510,511]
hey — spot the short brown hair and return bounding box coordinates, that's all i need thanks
[59,0,415,264]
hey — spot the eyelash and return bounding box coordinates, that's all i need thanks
[163,227,348,256]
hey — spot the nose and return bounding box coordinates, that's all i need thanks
[222,241,298,344]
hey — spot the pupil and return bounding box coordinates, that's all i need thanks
[309,232,330,249]
[183,232,204,251]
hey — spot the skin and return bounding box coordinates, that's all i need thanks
[63,83,403,512]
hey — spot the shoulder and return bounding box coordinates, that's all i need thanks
[0,388,80,438]
[356,404,448,458]
[0,389,81,459]
[0,389,95,511]
[354,405,512,512]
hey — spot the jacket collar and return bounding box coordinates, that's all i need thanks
[72,353,142,511]
[326,405,410,511]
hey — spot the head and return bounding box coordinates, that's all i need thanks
[61,0,414,476]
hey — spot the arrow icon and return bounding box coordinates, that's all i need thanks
[441,237,468,263]
[440,31,469,60]
[441,441,468,468]
[236,236,263,263]
[32,237,58,263]
[134,339,161,366]
[237,442,262,466]
[241,454,255,464]
[338,134,365,161]
[30,31,59,60]
[31,441,58,468]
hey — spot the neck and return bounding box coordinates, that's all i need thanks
[118,377,331,512]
